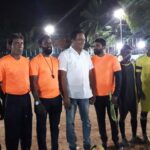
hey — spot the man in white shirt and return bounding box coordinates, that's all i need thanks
[59,30,95,150]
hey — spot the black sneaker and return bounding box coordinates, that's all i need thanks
[143,134,150,144]
[115,143,123,150]
[130,136,143,144]
[122,138,130,147]
[84,144,91,150]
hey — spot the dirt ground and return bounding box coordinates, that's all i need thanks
[0,101,150,150]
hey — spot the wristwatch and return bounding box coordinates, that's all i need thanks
[35,100,41,106]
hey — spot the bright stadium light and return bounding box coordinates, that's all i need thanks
[114,8,125,19]
[44,24,55,35]
[137,40,146,49]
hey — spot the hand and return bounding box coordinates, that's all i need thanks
[89,96,96,105]
[63,97,71,110]
[34,101,47,116]
[111,95,118,107]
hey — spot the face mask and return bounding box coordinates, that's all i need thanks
[42,47,52,55]
[94,49,103,55]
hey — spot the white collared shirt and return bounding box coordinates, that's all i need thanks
[58,47,93,99]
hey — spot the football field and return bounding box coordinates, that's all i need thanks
[0,98,150,150]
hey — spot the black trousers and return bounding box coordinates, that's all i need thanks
[4,93,32,150]
[94,96,119,145]
[140,111,148,135]
[119,100,137,139]
[36,95,62,150]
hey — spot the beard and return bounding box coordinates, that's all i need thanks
[42,47,52,55]
[94,49,103,55]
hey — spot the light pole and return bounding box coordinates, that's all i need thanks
[114,8,125,44]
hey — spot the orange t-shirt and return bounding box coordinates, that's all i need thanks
[29,54,60,98]
[91,54,121,96]
[0,55,30,95]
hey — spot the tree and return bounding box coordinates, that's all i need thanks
[80,0,127,46]
[120,0,150,35]
[80,0,111,43]
[24,26,42,51]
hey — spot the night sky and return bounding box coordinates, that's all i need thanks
[0,0,119,40]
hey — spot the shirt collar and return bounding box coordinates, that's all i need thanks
[70,46,84,55]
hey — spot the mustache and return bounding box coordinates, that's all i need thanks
[42,47,52,50]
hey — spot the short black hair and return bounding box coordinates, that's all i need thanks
[8,33,24,46]
[95,38,106,46]
[70,30,85,40]
[38,35,51,45]
[121,44,132,52]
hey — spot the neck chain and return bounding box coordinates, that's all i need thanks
[121,61,132,66]
[42,55,55,78]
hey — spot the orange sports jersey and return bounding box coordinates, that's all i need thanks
[0,55,30,95]
[30,54,60,98]
[92,54,121,96]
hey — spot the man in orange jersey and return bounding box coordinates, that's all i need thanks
[0,33,32,150]
[30,35,62,150]
[92,38,122,150]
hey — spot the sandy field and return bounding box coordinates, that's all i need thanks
[0,100,150,150]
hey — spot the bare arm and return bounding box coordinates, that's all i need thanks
[89,69,96,95]
[114,71,122,97]
[30,76,40,102]
[30,76,46,115]
[59,70,70,109]
[89,69,96,104]
[58,70,63,95]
